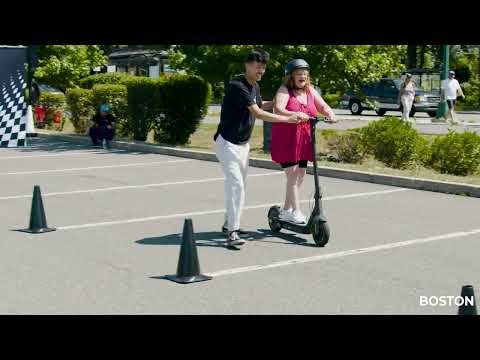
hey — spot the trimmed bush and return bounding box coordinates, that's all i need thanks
[92,84,129,136]
[461,78,480,110]
[69,73,212,144]
[321,93,341,108]
[360,116,424,169]
[65,88,94,134]
[39,93,66,129]
[414,136,433,167]
[78,72,131,89]
[155,74,211,144]
[211,81,225,104]
[320,129,341,141]
[330,132,365,164]
[124,77,165,141]
[427,131,480,176]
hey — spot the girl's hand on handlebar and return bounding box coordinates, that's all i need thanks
[286,113,305,123]
[298,112,310,122]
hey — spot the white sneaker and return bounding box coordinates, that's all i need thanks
[291,210,307,224]
[226,231,245,246]
[279,208,292,221]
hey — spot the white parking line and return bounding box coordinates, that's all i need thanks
[0,159,193,176]
[206,228,480,277]
[0,143,94,150]
[0,149,127,160]
[0,172,283,200]
[2,141,71,148]
[57,189,408,230]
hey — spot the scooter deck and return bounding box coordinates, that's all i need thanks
[272,217,312,234]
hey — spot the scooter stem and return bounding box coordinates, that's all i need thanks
[310,117,322,207]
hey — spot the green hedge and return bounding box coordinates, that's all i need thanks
[155,74,211,144]
[330,132,365,164]
[65,88,94,134]
[78,72,132,89]
[360,117,424,169]
[321,93,341,108]
[211,81,225,104]
[69,73,211,143]
[92,84,129,136]
[122,74,211,143]
[124,77,165,141]
[427,131,480,176]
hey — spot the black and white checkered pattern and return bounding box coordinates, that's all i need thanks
[0,69,27,147]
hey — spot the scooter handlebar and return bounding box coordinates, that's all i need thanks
[309,116,330,127]
[309,116,330,122]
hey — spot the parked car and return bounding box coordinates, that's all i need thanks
[340,78,441,117]
[31,82,70,126]
[31,82,64,104]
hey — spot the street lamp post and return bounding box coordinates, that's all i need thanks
[436,44,449,119]
[26,45,39,105]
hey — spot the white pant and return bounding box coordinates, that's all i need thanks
[214,134,250,232]
[401,96,414,121]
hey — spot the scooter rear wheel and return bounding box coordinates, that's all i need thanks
[312,221,330,247]
[268,206,282,232]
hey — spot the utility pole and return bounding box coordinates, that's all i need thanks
[436,44,449,119]
[26,45,38,105]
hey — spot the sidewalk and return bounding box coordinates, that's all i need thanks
[204,106,480,135]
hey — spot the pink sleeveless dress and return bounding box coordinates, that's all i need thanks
[271,87,317,164]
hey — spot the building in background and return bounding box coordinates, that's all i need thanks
[93,48,178,78]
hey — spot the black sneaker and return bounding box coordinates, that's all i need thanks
[222,223,250,236]
[225,231,245,247]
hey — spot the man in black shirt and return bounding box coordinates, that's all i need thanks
[214,48,307,248]
[89,104,116,149]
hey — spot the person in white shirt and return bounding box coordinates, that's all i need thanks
[397,73,416,122]
[441,70,465,125]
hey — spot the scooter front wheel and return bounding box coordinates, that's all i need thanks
[268,206,282,232]
[312,221,330,247]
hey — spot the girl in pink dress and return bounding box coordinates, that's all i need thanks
[271,59,336,224]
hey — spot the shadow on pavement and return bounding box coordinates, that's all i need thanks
[253,228,318,247]
[136,228,318,250]
[136,231,248,251]
[0,136,149,156]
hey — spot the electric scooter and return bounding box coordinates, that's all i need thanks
[267,116,330,247]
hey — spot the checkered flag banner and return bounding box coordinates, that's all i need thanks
[0,46,27,148]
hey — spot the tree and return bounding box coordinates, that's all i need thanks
[310,45,407,94]
[170,45,409,152]
[170,45,407,99]
[34,45,107,91]
[169,45,253,88]
[407,45,418,68]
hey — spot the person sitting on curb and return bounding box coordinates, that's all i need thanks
[89,104,116,149]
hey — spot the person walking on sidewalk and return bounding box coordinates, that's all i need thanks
[271,59,336,224]
[441,70,465,125]
[214,48,306,248]
[397,73,416,122]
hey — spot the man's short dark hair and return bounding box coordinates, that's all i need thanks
[245,48,270,64]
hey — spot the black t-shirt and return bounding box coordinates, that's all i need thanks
[214,75,262,145]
